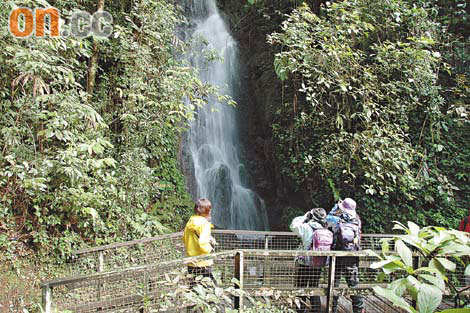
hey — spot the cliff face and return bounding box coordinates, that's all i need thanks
[217,1,308,230]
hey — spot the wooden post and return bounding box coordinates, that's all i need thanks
[141,271,150,313]
[42,284,52,313]
[234,251,244,309]
[98,251,104,272]
[262,235,269,284]
[97,251,104,307]
[326,255,336,313]
[411,255,419,308]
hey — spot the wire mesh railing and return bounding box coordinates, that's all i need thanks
[43,250,400,313]
[67,230,393,276]
[42,230,469,313]
[69,233,185,276]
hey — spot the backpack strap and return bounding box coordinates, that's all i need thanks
[309,223,319,248]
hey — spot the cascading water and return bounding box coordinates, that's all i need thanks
[182,0,269,230]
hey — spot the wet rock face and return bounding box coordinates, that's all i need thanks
[216,0,302,230]
[180,134,197,201]
[210,163,233,228]
[215,0,328,230]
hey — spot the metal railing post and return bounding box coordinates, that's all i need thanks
[42,284,52,313]
[411,254,420,308]
[141,271,150,313]
[234,251,244,309]
[326,255,336,313]
[97,251,104,308]
[262,235,269,284]
[98,251,104,272]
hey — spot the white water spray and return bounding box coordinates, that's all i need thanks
[183,0,269,230]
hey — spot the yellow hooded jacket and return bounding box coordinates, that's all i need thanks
[183,215,214,267]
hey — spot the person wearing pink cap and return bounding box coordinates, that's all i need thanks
[327,198,365,313]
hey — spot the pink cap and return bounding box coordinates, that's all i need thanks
[338,198,356,212]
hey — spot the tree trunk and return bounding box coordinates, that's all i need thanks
[87,0,106,98]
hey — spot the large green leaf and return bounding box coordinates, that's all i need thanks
[401,235,424,252]
[396,240,413,268]
[382,260,406,274]
[390,278,408,297]
[381,238,391,255]
[371,259,397,269]
[417,283,442,313]
[415,267,447,281]
[364,249,382,259]
[408,222,420,235]
[406,276,421,300]
[372,286,413,313]
[393,221,407,232]
[436,258,456,272]
[430,259,446,275]
[419,274,445,291]
[438,243,470,256]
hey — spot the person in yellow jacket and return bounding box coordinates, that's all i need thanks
[183,198,217,281]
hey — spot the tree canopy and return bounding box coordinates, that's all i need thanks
[268,0,470,231]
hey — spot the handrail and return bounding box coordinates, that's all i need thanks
[71,230,397,256]
[72,232,183,255]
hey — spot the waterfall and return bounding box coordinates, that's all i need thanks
[182,0,269,230]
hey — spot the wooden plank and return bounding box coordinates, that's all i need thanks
[214,229,294,236]
[242,249,376,257]
[41,285,52,313]
[363,234,397,238]
[364,296,386,313]
[337,296,351,313]
[245,287,328,297]
[234,251,244,309]
[373,295,408,312]
[327,255,336,313]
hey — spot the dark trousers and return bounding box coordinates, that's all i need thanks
[332,257,364,313]
[295,263,323,313]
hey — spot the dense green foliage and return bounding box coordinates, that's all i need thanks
[1,0,469,311]
[0,0,468,264]
[268,0,470,232]
[371,222,470,312]
[0,0,212,258]
[160,276,295,313]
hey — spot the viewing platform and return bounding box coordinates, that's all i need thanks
[40,230,469,313]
